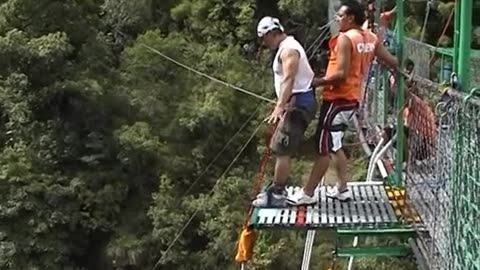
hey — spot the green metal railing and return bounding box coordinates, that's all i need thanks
[457,0,472,91]
[363,0,480,268]
[365,60,480,270]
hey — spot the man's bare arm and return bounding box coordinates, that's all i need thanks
[375,42,398,68]
[312,34,351,87]
[277,48,300,108]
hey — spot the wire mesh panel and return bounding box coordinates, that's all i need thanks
[449,93,480,270]
[362,54,480,270]
[404,86,453,270]
[403,36,480,87]
[360,62,392,152]
[404,37,431,79]
[471,58,480,87]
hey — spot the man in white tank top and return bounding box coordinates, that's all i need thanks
[252,16,318,207]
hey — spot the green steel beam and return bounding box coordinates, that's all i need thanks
[336,246,411,257]
[453,0,460,73]
[371,0,380,124]
[394,0,405,187]
[249,207,260,227]
[383,71,389,126]
[457,0,472,91]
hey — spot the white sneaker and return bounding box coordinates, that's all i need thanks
[326,186,352,201]
[252,188,287,207]
[286,188,317,206]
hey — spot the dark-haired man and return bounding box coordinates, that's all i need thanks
[288,0,398,205]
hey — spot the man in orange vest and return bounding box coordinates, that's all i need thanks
[288,0,398,205]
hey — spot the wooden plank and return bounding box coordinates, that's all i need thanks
[273,208,283,225]
[342,191,352,224]
[266,209,277,225]
[313,201,320,225]
[289,207,297,225]
[379,185,398,222]
[353,186,367,223]
[361,185,375,224]
[372,185,391,223]
[306,206,313,224]
[257,209,270,225]
[257,209,265,225]
[281,208,290,225]
[349,189,359,224]
[335,196,343,224]
[320,186,328,224]
[327,189,335,225]
[366,185,383,223]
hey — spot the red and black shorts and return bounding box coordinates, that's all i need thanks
[314,100,359,155]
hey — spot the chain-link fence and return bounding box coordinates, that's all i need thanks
[362,35,480,269]
[448,90,480,270]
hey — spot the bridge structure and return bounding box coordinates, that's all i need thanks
[235,0,479,269]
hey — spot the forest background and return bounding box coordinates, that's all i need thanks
[0,0,478,269]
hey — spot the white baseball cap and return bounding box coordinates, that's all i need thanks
[257,16,284,37]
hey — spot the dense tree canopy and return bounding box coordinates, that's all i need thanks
[0,0,477,269]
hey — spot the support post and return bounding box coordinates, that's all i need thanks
[394,0,404,187]
[457,0,472,91]
[373,1,380,125]
[452,0,461,73]
[383,68,389,126]
[440,54,445,82]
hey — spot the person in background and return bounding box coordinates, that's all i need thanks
[362,6,396,40]
[384,59,436,167]
[252,16,318,207]
[388,58,415,109]
[287,0,398,205]
[382,87,437,167]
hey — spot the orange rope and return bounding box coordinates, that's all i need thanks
[235,119,276,265]
[240,123,276,228]
[428,6,455,66]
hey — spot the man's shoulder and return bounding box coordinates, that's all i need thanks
[280,47,300,55]
[365,30,378,43]
[343,29,377,43]
[279,38,304,58]
[284,36,307,51]
[337,33,353,46]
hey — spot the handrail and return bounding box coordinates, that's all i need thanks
[394,68,480,107]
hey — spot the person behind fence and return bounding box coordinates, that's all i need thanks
[252,16,318,207]
[388,58,415,109]
[287,0,398,205]
[362,5,396,40]
[383,81,437,167]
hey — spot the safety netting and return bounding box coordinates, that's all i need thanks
[362,34,480,270]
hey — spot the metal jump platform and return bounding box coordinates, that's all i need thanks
[246,181,426,267]
[249,181,420,229]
